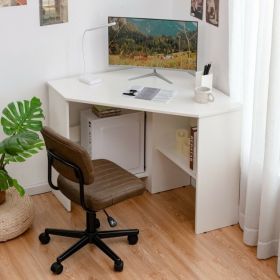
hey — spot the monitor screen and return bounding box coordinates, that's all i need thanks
[108,17,198,71]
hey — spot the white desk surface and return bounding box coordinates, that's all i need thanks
[48,68,241,118]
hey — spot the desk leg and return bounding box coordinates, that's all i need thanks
[195,111,241,234]
[48,88,71,211]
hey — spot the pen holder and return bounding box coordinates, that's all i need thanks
[195,71,213,90]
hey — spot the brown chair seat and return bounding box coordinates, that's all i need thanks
[58,159,145,211]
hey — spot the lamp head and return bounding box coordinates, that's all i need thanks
[108,22,116,27]
[85,22,116,32]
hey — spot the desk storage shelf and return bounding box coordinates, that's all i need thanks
[156,144,196,179]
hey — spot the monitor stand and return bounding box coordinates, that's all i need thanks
[129,69,173,84]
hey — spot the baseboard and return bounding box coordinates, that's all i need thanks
[191,178,196,187]
[25,182,51,196]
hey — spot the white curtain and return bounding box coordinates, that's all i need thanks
[229,0,280,274]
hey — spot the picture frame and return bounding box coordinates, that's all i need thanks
[39,0,68,26]
[206,0,219,27]
[190,0,204,20]
[0,0,27,8]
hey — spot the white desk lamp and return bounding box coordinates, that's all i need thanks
[79,22,116,85]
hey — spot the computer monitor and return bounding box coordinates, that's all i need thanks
[108,16,198,83]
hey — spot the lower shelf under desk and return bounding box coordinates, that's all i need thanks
[156,144,196,180]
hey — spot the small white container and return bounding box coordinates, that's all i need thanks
[176,129,189,154]
[195,71,213,90]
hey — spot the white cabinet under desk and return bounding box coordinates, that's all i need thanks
[47,68,241,234]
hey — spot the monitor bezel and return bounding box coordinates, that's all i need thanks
[107,16,198,72]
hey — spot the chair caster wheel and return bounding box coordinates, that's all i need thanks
[39,232,50,244]
[128,234,138,245]
[51,262,63,274]
[95,218,100,229]
[114,260,124,272]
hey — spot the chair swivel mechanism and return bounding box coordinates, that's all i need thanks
[39,127,145,274]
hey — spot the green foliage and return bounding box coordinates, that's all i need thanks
[0,97,44,196]
[1,97,44,136]
[0,170,25,196]
[2,132,44,164]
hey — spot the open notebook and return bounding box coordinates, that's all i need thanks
[129,86,175,103]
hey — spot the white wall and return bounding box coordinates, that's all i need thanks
[0,0,173,193]
[172,0,229,93]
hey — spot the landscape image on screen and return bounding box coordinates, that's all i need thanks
[108,17,198,71]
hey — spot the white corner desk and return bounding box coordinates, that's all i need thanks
[47,68,241,234]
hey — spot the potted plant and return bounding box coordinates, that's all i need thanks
[0,97,44,204]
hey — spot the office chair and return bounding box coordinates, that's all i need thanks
[39,127,145,274]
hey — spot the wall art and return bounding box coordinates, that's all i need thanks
[206,0,219,26]
[190,0,204,20]
[0,0,27,8]
[39,0,68,26]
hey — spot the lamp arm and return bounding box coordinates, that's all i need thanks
[81,22,116,75]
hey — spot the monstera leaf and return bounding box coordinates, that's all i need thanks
[1,97,44,136]
[0,97,44,196]
[0,131,44,164]
[0,170,25,196]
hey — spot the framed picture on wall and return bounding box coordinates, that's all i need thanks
[206,0,219,27]
[39,0,68,26]
[190,0,204,20]
[0,0,27,8]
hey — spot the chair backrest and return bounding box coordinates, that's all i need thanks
[41,127,95,185]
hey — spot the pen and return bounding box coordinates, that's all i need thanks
[122,89,137,96]
[206,63,211,75]
[203,64,207,75]
[123,92,135,96]
[203,63,211,75]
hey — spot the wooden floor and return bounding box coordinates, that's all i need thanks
[0,186,278,280]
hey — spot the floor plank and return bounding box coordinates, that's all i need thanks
[0,186,278,280]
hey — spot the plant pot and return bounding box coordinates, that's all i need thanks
[0,189,34,242]
[0,191,6,205]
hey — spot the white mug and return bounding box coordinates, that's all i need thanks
[194,86,215,104]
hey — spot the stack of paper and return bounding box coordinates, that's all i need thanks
[133,87,175,103]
